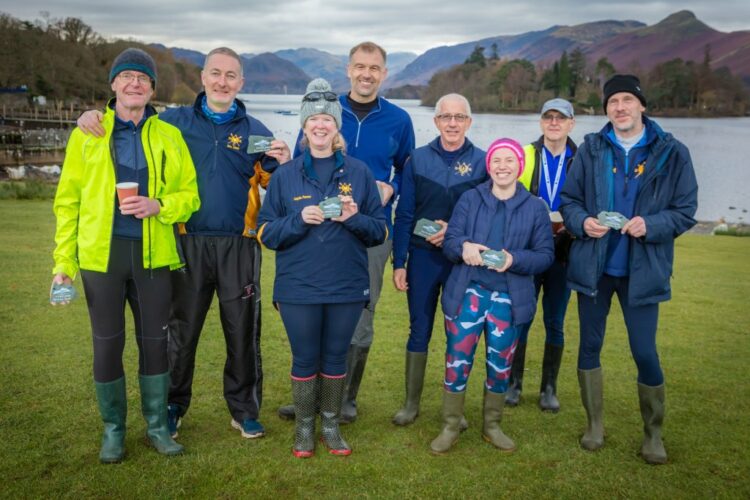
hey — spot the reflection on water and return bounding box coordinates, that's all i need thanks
[239,94,750,223]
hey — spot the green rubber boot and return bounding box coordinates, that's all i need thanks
[482,390,516,451]
[392,351,427,426]
[94,376,127,463]
[638,383,667,464]
[578,368,604,451]
[320,375,351,455]
[291,376,317,458]
[139,373,184,456]
[430,390,465,455]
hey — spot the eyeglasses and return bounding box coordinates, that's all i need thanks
[437,113,469,123]
[303,91,338,102]
[117,72,152,85]
[541,114,570,123]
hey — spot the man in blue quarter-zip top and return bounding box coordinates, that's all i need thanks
[390,93,486,427]
[78,47,291,442]
[560,74,698,465]
[280,41,415,423]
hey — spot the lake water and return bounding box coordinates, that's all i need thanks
[239,93,750,223]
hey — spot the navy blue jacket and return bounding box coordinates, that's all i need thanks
[161,92,279,237]
[393,137,487,268]
[441,180,555,323]
[257,151,387,304]
[294,95,415,238]
[559,116,698,306]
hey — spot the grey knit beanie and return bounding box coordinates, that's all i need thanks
[109,48,157,86]
[300,78,341,129]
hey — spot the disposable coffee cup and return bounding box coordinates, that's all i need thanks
[116,182,138,203]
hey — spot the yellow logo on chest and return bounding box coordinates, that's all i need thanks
[338,182,353,196]
[227,133,242,150]
[454,162,472,176]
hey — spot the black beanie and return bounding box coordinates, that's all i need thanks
[109,48,157,86]
[602,74,646,110]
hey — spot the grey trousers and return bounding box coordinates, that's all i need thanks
[350,240,392,347]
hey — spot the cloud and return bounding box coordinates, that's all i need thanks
[1,1,747,55]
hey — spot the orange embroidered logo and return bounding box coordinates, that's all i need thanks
[634,162,645,178]
[227,133,242,150]
[338,182,353,195]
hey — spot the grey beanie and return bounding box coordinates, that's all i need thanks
[109,48,157,86]
[300,78,341,129]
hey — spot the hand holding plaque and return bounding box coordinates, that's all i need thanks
[319,197,343,218]
[413,218,442,239]
[597,211,629,230]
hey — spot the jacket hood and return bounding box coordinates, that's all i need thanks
[477,178,532,213]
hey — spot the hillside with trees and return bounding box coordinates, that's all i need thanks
[421,45,749,116]
[0,12,202,106]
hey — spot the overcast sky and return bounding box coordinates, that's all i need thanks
[2,1,748,56]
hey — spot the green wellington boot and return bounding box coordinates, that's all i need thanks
[94,376,127,463]
[139,373,184,456]
[320,375,352,455]
[578,368,604,451]
[430,390,466,455]
[505,342,526,406]
[482,390,516,451]
[392,351,427,426]
[638,383,667,464]
[539,343,564,412]
[291,376,318,458]
[340,345,370,424]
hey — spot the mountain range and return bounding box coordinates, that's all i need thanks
[156,10,750,94]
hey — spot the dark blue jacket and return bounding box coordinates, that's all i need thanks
[161,92,279,237]
[441,180,555,323]
[257,151,386,304]
[559,116,698,306]
[294,95,415,238]
[393,137,487,268]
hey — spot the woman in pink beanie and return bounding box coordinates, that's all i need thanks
[430,138,554,454]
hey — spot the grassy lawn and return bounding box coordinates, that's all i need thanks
[1,199,748,498]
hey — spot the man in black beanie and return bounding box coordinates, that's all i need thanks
[560,74,698,465]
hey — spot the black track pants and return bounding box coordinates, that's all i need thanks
[168,235,262,421]
[81,238,170,383]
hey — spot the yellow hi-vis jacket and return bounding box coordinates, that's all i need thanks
[52,106,200,279]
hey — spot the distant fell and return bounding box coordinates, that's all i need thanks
[584,11,750,84]
[241,53,310,94]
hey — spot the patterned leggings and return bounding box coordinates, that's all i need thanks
[444,282,518,394]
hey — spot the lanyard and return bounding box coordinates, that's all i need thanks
[541,147,566,209]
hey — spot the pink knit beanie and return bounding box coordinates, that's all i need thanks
[485,138,525,177]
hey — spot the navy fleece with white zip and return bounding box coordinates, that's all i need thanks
[393,137,487,268]
[257,151,387,304]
